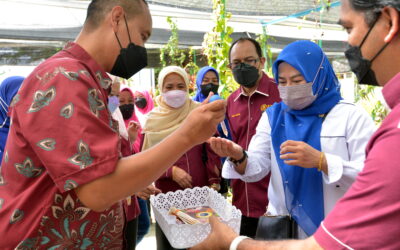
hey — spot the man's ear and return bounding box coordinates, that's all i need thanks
[382,6,400,43]
[259,57,266,70]
[110,6,125,33]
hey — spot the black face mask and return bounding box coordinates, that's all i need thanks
[119,104,135,120]
[200,83,219,97]
[344,16,389,86]
[232,63,260,88]
[110,16,148,80]
[135,97,147,109]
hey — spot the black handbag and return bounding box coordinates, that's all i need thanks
[255,215,298,240]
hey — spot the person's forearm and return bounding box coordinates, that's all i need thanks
[321,153,328,175]
[237,237,322,250]
[76,130,193,212]
[234,159,247,175]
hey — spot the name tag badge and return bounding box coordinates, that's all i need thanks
[260,104,271,112]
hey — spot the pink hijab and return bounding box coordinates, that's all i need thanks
[134,90,154,115]
[120,88,142,153]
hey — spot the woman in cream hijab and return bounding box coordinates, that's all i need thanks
[143,66,222,250]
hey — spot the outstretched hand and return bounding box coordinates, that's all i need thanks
[190,216,238,250]
[178,94,226,147]
[208,137,243,159]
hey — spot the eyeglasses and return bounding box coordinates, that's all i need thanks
[229,58,259,69]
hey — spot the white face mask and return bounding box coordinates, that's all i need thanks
[162,90,188,108]
[278,83,317,110]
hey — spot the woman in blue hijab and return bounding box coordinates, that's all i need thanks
[193,66,219,102]
[209,40,375,238]
[0,76,24,164]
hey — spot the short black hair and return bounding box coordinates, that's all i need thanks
[85,0,147,30]
[228,37,263,63]
[349,0,400,26]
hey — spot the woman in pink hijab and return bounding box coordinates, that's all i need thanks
[134,90,154,115]
[119,88,142,153]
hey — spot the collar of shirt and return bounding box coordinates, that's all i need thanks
[382,72,400,110]
[233,73,272,102]
[62,42,112,96]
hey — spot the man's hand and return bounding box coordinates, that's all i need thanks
[136,184,161,200]
[177,95,226,147]
[280,140,325,171]
[209,137,243,159]
[127,121,141,142]
[172,167,193,189]
[190,216,238,250]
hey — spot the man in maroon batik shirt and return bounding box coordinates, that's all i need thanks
[0,0,226,249]
[224,38,280,238]
[192,0,400,249]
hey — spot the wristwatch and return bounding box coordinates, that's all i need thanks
[228,149,247,167]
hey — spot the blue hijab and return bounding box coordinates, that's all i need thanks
[0,76,24,163]
[267,41,342,235]
[193,66,219,102]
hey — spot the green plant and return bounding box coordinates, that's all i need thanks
[355,84,388,125]
[185,48,200,96]
[159,17,187,68]
[257,27,275,76]
[202,0,236,99]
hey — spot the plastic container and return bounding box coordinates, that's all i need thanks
[150,186,242,249]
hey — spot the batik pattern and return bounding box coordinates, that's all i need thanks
[36,138,56,151]
[88,89,105,117]
[15,158,43,178]
[96,71,112,90]
[10,209,24,224]
[15,193,124,249]
[60,103,74,119]
[68,140,93,169]
[28,87,56,113]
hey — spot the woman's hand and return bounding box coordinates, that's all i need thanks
[136,184,161,200]
[127,121,141,142]
[208,137,243,159]
[280,140,327,172]
[172,167,193,189]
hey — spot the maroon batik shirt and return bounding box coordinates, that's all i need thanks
[0,42,125,249]
[226,73,281,218]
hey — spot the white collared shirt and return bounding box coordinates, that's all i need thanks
[223,101,376,236]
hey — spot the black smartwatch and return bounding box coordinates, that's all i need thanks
[228,149,247,166]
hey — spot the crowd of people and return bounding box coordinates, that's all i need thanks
[0,0,399,249]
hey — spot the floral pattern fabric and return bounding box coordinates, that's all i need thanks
[0,42,124,249]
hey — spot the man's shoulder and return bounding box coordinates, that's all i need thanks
[38,51,88,73]
[17,51,95,102]
[379,103,400,132]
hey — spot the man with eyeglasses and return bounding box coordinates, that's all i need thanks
[223,37,280,238]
